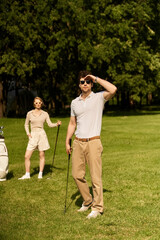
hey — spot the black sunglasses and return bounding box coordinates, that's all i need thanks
[80,80,91,85]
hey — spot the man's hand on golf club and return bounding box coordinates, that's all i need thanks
[66,142,72,155]
[66,138,72,155]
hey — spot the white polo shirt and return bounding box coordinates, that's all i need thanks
[71,91,106,138]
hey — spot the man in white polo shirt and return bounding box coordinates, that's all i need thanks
[66,70,117,219]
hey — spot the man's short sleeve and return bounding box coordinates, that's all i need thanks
[70,100,75,116]
[100,91,108,103]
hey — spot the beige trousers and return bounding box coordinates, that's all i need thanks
[72,138,103,213]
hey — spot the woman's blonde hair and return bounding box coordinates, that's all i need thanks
[33,97,44,108]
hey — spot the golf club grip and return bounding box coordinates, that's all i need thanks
[55,125,60,146]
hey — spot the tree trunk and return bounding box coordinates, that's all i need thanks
[148,93,152,105]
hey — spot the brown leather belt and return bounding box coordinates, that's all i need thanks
[75,136,100,142]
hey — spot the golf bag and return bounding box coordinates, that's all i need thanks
[0,135,9,180]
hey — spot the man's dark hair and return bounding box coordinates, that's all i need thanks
[78,70,91,82]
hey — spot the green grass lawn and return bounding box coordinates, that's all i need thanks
[1,112,160,240]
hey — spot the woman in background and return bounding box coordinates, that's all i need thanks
[19,97,61,180]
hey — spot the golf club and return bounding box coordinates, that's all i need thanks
[64,138,72,214]
[51,124,60,167]
[47,125,60,179]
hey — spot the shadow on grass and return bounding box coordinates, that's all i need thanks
[30,164,65,177]
[65,187,112,212]
[7,170,14,180]
[45,164,65,172]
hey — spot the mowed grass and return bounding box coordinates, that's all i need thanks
[1,111,160,240]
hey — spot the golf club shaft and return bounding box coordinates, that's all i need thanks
[64,139,72,214]
[51,125,60,167]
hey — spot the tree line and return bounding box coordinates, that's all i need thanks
[0,0,160,117]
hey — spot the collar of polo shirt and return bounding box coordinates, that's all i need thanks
[79,91,94,100]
